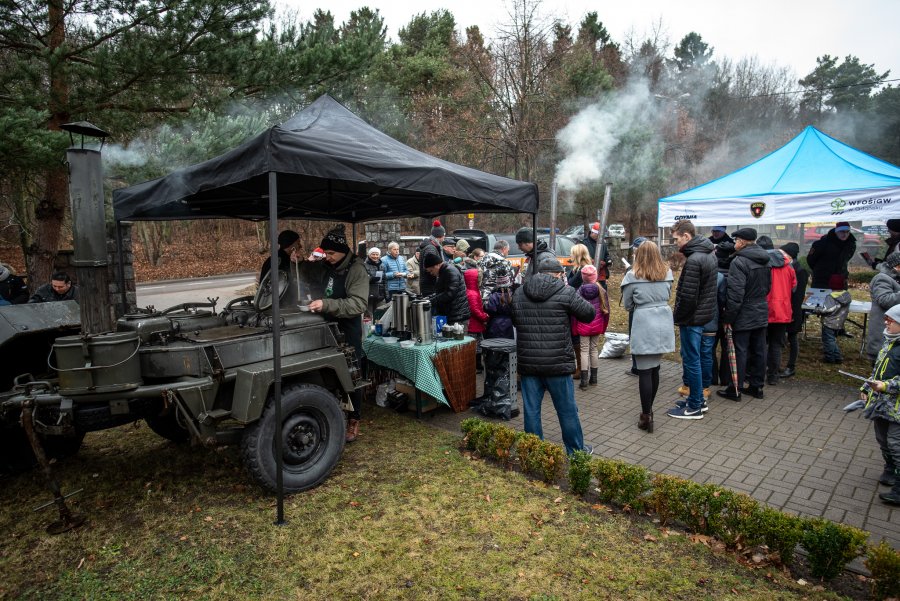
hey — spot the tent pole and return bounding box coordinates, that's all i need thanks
[114,220,128,316]
[269,171,286,525]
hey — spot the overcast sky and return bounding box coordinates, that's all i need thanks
[280,0,899,86]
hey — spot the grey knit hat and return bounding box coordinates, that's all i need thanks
[886,304,900,323]
[884,252,900,269]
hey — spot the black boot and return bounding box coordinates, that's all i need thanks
[475,354,483,374]
[589,368,598,385]
[579,371,589,390]
[879,466,897,487]
[879,471,900,505]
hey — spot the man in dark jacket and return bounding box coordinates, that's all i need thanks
[29,272,79,303]
[717,228,771,401]
[420,220,446,296]
[516,227,555,283]
[424,253,470,327]
[807,221,856,290]
[581,222,611,285]
[512,257,595,455]
[0,264,28,304]
[668,220,718,419]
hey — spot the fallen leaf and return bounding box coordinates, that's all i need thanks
[643,534,657,542]
[349,501,360,507]
[554,497,563,503]
[797,578,807,586]
[485,495,491,502]
[204,516,213,522]
[352,552,360,557]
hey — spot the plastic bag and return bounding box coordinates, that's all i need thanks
[599,332,629,359]
[375,379,396,407]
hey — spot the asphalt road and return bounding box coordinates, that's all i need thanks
[135,273,256,312]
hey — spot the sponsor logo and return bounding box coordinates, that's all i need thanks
[831,196,893,215]
[674,214,697,221]
[750,202,766,218]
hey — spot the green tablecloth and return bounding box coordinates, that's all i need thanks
[363,336,474,405]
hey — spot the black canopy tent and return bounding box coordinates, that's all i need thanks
[113,94,538,222]
[111,94,539,522]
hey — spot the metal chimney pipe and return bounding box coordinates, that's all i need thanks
[66,147,113,334]
[593,183,613,270]
[549,181,558,251]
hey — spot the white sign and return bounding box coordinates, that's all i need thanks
[468,219,474,228]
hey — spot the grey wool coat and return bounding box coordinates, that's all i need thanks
[622,269,675,356]
[866,263,900,359]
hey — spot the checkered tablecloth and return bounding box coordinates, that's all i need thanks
[363,336,473,405]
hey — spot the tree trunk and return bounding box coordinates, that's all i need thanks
[28,0,71,290]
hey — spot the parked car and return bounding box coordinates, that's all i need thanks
[607,223,626,238]
[803,225,882,248]
[452,229,578,271]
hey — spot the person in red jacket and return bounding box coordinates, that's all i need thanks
[465,267,490,373]
[757,236,797,385]
[571,265,610,389]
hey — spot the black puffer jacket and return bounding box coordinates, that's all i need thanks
[723,244,771,331]
[419,238,442,295]
[673,236,718,326]
[807,229,856,288]
[511,273,595,376]
[432,263,470,324]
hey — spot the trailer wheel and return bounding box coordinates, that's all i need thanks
[1,425,84,474]
[241,383,345,493]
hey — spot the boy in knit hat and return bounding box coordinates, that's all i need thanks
[862,303,900,505]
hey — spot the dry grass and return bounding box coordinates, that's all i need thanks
[0,410,849,600]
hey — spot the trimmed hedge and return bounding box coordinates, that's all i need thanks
[459,417,900,589]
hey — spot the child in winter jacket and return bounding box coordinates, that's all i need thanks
[465,268,489,373]
[862,304,900,505]
[484,279,514,340]
[822,289,852,363]
[572,265,610,389]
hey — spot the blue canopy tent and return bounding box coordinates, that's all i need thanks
[657,126,900,226]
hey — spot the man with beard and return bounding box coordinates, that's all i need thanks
[300,224,369,443]
[717,228,771,402]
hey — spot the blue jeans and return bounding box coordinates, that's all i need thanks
[679,326,704,409]
[822,326,842,361]
[520,375,584,455]
[701,333,716,389]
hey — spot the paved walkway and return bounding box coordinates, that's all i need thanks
[418,358,899,547]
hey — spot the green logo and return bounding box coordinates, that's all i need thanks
[831,198,846,211]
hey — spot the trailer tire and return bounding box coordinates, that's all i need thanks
[241,383,345,494]
[1,425,84,474]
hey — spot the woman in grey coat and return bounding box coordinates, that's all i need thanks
[622,241,675,433]
[867,252,900,362]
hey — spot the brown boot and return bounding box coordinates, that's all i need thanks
[345,418,360,443]
[638,412,654,433]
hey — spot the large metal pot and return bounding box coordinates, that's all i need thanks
[410,299,433,345]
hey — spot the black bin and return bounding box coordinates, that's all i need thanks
[473,338,518,420]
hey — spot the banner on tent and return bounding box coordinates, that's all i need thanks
[657,186,900,227]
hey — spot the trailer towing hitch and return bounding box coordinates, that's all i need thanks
[20,399,85,534]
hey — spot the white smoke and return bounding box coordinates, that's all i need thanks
[102,141,149,169]
[555,79,660,191]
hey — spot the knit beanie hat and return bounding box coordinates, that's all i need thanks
[779,242,800,260]
[320,224,350,254]
[888,219,900,233]
[277,230,300,250]
[886,304,900,323]
[581,264,598,284]
[884,252,900,269]
[455,238,470,253]
[515,227,534,245]
[423,253,443,268]
[431,220,446,238]
[756,235,774,250]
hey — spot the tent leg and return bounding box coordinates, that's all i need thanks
[269,171,285,526]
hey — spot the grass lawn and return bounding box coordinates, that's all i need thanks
[0,409,851,601]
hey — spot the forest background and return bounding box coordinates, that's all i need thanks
[1,0,897,285]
